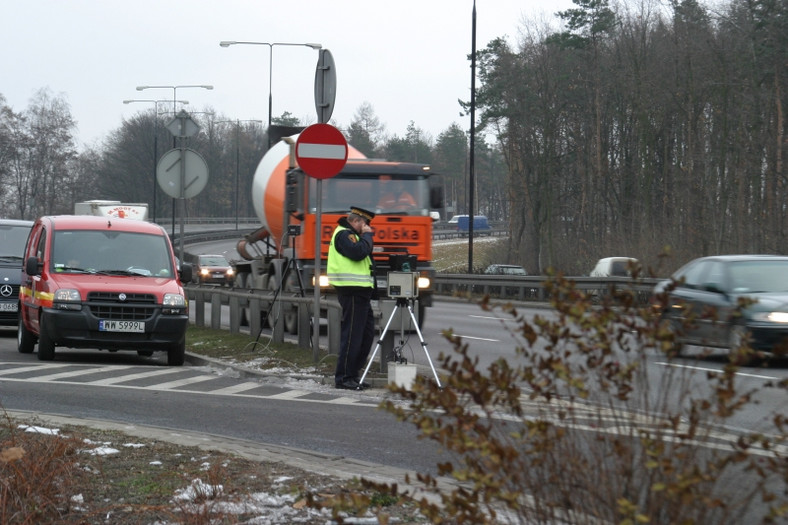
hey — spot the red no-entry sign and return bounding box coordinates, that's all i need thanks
[295,123,348,179]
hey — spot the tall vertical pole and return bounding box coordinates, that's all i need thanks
[235,119,240,230]
[267,45,274,150]
[153,115,158,222]
[468,0,477,273]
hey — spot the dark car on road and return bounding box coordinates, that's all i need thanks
[655,254,788,362]
[193,254,234,286]
[0,219,34,326]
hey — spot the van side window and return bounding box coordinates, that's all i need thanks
[36,229,47,261]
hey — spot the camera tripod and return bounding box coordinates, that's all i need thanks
[358,297,442,389]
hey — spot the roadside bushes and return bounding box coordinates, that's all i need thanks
[377,272,787,523]
[0,413,83,524]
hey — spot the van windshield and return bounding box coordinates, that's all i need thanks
[52,230,174,277]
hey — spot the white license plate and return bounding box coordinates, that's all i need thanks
[99,320,145,333]
[0,302,17,312]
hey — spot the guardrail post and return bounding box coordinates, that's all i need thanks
[249,296,261,337]
[327,300,340,354]
[193,289,205,327]
[271,298,284,342]
[210,294,221,330]
[298,301,310,349]
[229,294,240,334]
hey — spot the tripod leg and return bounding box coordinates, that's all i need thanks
[407,303,442,388]
[358,304,399,388]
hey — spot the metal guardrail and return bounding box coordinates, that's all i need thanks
[186,285,342,354]
[433,274,661,303]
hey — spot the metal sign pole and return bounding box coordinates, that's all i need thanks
[313,179,322,362]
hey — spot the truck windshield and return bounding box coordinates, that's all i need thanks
[309,175,430,216]
[51,230,174,277]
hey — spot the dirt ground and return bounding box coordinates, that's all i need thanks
[2,419,430,524]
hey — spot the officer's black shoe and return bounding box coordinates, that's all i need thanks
[354,378,371,389]
[335,379,362,390]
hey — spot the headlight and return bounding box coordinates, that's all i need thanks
[226,268,234,276]
[54,289,81,310]
[200,268,210,276]
[163,293,187,314]
[163,294,186,307]
[417,276,431,289]
[753,312,788,323]
[312,275,330,287]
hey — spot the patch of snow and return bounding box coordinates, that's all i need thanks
[18,424,59,435]
[83,446,120,456]
[173,478,224,501]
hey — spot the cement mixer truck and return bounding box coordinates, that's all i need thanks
[233,135,444,335]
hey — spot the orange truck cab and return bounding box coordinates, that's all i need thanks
[18,215,193,365]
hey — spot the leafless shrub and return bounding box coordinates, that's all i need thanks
[0,412,83,524]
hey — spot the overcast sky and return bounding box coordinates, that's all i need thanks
[2,0,572,149]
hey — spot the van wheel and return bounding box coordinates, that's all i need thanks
[18,317,36,354]
[168,339,185,366]
[37,317,55,361]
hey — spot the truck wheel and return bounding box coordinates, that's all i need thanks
[167,339,185,366]
[18,317,36,354]
[37,317,55,361]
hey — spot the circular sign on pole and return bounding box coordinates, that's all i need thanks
[156,148,209,199]
[295,123,348,179]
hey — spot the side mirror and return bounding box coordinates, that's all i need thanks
[179,262,193,284]
[429,180,444,209]
[25,256,41,277]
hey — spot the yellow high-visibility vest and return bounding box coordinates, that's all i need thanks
[327,225,374,287]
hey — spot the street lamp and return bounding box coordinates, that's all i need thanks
[135,84,213,113]
[216,119,263,229]
[219,41,322,148]
[123,99,189,222]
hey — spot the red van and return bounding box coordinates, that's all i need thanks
[18,215,193,365]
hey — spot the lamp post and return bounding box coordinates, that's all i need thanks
[216,119,263,229]
[219,41,321,148]
[122,98,189,222]
[135,84,213,113]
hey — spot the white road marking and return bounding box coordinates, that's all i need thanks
[655,361,778,380]
[149,375,217,390]
[0,364,71,376]
[455,335,499,342]
[89,368,183,385]
[209,382,263,395]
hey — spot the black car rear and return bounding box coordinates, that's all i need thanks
[0,219,34,326]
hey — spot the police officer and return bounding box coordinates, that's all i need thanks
[328,206,376,390]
